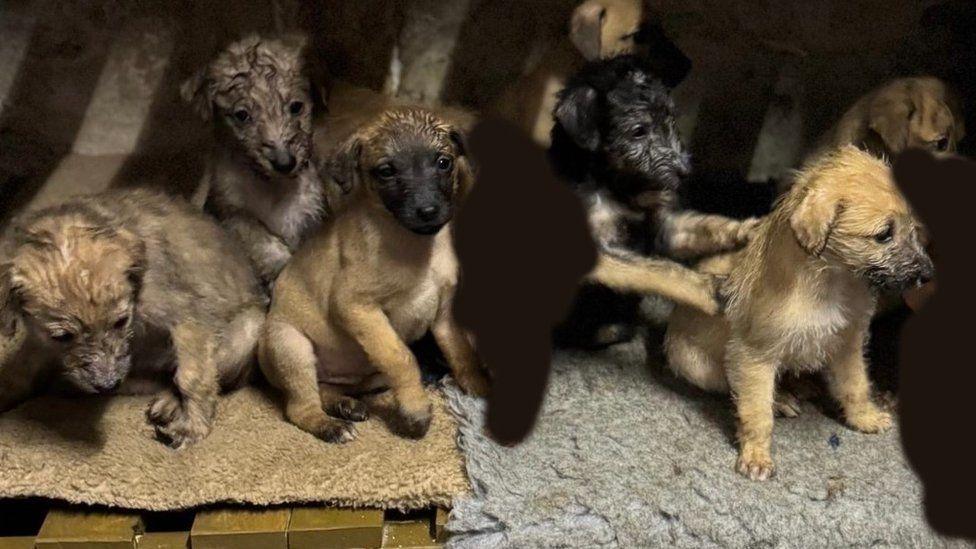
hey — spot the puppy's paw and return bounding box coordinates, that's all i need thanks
[150,406,212,450]
[456,370,490,398]
[146,391,181,428]
[389,402,433,439]
[737,217,762,244]
[327,397,369,422]
[309,416,358,443]
[773,390,803,418]
[736,443,774,481]
[846,406,892,434]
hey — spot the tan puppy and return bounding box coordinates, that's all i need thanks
[492,0,650,145]
[0,189,264,448]
[664,147,933,480]
[817,77,965,158]
[259,108,488,443]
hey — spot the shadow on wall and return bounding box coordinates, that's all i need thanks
[0,4,112,227]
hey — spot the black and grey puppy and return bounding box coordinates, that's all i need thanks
[182,34,343,286]
[550,54,757,348]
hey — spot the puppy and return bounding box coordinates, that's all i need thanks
[550,54,755,348]
[0,189,265,448]
[817,76,965,159]
[182,34,342,285]
[492,0,690,146]
[664,146,934,480]
[259,108,489,442]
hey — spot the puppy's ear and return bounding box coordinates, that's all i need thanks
[107,226,146,295]
[790,186,844,256]
[326,135,362,194]
[570,1,607,61]
[555,86,601,152]
[449,128,467,156]
[869,92,911,153]
[180,66,213,121]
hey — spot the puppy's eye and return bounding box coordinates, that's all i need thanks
[289,101,304,116]
[935,137,949,151]
[874,222,894,244]
[375,164,396,179]
[631,126,649,138]
[51,331,75,343]
[233,109,251,123]
[436,156,453,171]
[113,316,129,330]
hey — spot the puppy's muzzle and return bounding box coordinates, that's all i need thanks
[267,146,298,175]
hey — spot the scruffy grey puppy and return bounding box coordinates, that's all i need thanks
[182,34,343,285]
[0,189,265,449]
[550,54,757,348]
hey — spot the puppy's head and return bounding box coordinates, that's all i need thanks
[182,34,317,178]
[554,55,690,190]
[570,0,646,60]
[788,146,934,291]
[2,209,144,393]
[866,77,965,155]
[327,108,471,235]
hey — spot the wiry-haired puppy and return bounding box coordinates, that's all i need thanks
[259,108,489,442]
[182,34,342,285]
[665,146,934,480]
[0,189,265,449]
[550,54,756,348]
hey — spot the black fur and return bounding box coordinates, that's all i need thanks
[549,55,705,348]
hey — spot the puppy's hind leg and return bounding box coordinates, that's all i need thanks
[214,304,265,390]
[258,320,357,442]
[148,322,220,449]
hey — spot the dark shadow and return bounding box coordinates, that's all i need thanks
[895,149,976,540]
[440,0,572,110]
[0,6,113,227]
[16,394,111,451]
[453,117,596,445]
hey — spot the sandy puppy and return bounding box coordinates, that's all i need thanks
[664,146,933,480]
[182,34,340,285]
[0,189,265,448]
[259,108,488,442]
[817,76,965,159]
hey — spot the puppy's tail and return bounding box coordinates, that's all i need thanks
[586,251,722,316]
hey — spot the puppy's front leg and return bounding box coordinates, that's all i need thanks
[660,211,759,260]
[221,214,292,284]
[587,252,722,315]
[259,320,358,442]
[335,302,431,438]
[726,343,778,481]
[431,299,489,397]
[827,321,892,434]
[147,322,219,449]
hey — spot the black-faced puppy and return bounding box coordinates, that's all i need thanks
[258,108,489,443]
[182,34,342,285]
[550,54,756,348]
[0,189,265,448]
[665,147,934,480]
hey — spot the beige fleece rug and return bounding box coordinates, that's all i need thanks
[0,386,468,511]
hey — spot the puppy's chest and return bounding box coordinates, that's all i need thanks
[584,191,649,252]
[381,241,457,341]
[769,284,870,370]
[214,167,323,246]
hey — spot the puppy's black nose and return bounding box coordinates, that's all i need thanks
[94,378,122,393]
[417,205,439,221]
[270,150,297,174]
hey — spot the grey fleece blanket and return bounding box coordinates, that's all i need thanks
[443,334,963,548]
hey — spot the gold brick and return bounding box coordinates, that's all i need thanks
[134,531,189,549]
[190,508,290,549]
[288,507,384,549]
[0,536,36,549]
[433,508,448,543]
[382,520,439,549]
[35,509,143,549]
